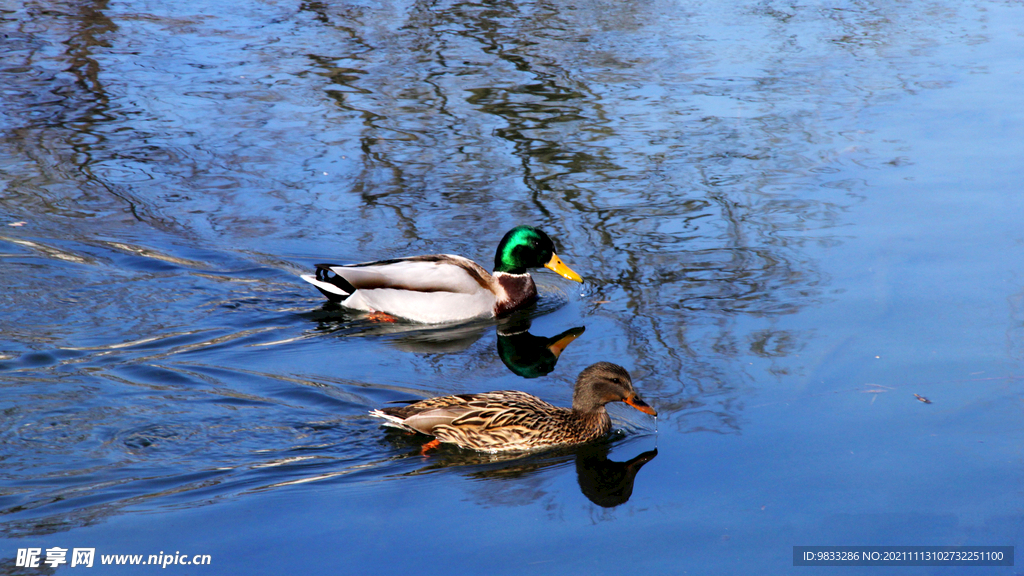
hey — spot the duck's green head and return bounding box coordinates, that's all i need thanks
[493,225,583,282]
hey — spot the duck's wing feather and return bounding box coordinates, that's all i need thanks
[431,393,567,451]
[399,407,471,435]
[448,394,559,430]
[375,391,556,430]
[370,406,471,435]
[315,255,492,295]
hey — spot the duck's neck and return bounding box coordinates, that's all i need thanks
[493,271,538,315]
[570,406,612,442]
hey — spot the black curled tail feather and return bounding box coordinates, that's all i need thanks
[313,264,358,301]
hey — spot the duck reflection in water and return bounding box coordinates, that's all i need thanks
[496,320,584,378]
[380,431,657,507]
[575,443,658,508]
[311,308,585,379]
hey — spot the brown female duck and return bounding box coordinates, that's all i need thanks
[370,362,657,453]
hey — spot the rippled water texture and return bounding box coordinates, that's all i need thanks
[2,0,1023,573]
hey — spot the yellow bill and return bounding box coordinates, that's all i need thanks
[544,253,583,283]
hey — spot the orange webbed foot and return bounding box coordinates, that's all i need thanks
[420,439,441,455]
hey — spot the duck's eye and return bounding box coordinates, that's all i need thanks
[611,377,622,385]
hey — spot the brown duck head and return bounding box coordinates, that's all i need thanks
[572,362,657,416]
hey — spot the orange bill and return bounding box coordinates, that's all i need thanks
[547,327,586,358]
[544,253,583,283]
[624,395,657,417]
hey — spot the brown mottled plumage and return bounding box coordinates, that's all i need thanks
[370,362,657,453]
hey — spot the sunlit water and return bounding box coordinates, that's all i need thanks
[2,0,1023,573]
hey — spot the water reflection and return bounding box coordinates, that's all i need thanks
[2,0,1002,560]
[384,431,657,508]
[309,307,585,378]
[0,418,655,539]
[497,322,584,379]
[291,0,879,437]
[576,444,658,508]
[308,304,496,353]
[1,0,866,442]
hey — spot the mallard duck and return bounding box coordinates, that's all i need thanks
[370,362,657,453]
[301,226,583,324]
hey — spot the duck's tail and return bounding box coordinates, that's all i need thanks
[369,409,415,432]
[300,265,355,303]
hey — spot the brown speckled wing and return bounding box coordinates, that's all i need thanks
[381,389,614,452]
[380,393,479,419]
[432,391,585,451]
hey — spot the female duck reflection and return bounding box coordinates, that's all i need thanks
[379,435,658,508]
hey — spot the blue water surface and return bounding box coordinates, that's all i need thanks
[1,0,1022,574]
